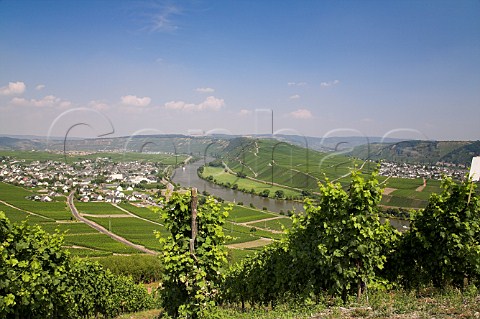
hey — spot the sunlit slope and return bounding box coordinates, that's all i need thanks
[219,137,372,190]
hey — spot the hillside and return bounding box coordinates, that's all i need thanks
[216,137,367,191]
[0,134,228,155]
[349,140,480,165]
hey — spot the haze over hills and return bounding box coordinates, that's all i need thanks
[0,134,479,166]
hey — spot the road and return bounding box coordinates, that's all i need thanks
[67,192,157,255]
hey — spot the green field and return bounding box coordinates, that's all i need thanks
[62,233,141,255]
[224,222,283,242]
[75,201,127,215]
[227,205,276,223]
[0,182,71,219]
[86,216,165,251]
[249,217,292,232]
[118,203,164,223]
[201,166,301,198]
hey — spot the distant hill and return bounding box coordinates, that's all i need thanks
[2,134,478,166]
[348,140,480,165]
[0,136,46,151]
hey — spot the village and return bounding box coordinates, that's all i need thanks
[0,156,175,205]
[378,160,468,180]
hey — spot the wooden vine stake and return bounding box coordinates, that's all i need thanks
[190,188,198,261]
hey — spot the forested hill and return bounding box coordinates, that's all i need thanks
[348,140,480,165]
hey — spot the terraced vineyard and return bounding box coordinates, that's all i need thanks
[200,137,444,209]
[0,181,289,259]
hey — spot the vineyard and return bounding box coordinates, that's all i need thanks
[199,138,446,209]
[2,172,480,317]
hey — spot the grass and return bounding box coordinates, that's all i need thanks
[38,221,98,234]
[249,218,292,232]
[75,201,127,215]
[63,233,140,254]
[118,203,163,223]
[0,182,72,219]
[224,222,283,243]
[86,216,165,251]
[227,205,276,223]
[116,286,480,318]
[0,202,52,224]
[201,166,300,198]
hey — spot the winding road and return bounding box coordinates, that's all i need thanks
[67,192,157,255]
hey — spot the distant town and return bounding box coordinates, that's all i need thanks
[0,156,176,205]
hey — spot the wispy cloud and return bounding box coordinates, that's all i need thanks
[121,95,151,107]
[288,108,313,119]
[165,96,225,111]
[238,109,252,116]
[289,94,300,100]
[320,80,340,87]
[11,95,71,109]
[287,82,307,86]
[35,84,45,91]
[0,81,26,95]
[148,4,181,33]
[195,87,215,93]
[287,82,307,87]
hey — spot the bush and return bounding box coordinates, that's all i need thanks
[95,255,163,283]
[390,177,480,288]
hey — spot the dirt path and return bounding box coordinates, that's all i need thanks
[67,192,157,255]
[227,237,273,249]
[383,187,397,195]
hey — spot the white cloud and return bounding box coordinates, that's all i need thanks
[0,81,26,95]
[289,108,313,119]
[289,94,300,100]
[287,82,307,87]
[195,87,215,93]
[320,80,340,87]
[165,96,225,111]
[238,109,252,116]
[11,95,71,108]
[121,95,151,107]
[35,84,45,91]
[89,100,110,111]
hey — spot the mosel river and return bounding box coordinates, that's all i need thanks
[172,158,409,231]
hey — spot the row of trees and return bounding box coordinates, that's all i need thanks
[0,212,156,318]
[221,172,480,307]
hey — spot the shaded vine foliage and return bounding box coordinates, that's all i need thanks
[388,177,480,288]
[0,212,156,318]
[223,171,399,305]
[157,191,231,318]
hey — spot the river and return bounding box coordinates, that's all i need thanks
[172,158,305,213]
[171,159,409,231]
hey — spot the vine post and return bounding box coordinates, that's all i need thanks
[190,187,198,261]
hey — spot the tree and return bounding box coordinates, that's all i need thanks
[0,212,155,318]
[392,177,480,288]
[0,211,71,318]
[223,171,399,304]
[287,171,399,300]
[156,190,231,318]
[259,189,270,198]
[274,190,285,199]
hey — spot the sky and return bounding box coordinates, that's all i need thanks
[1,0,479,141]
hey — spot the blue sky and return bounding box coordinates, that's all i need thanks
[1,0,479,140]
